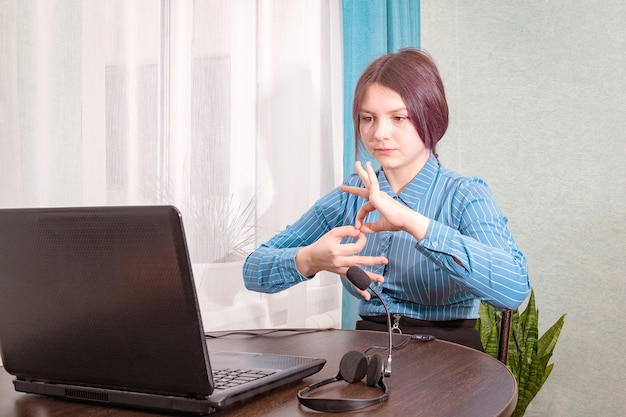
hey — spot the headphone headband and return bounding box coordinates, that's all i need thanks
[297,351,389,413]
[297,373,388,413]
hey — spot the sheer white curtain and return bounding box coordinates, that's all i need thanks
[0,0,344,331]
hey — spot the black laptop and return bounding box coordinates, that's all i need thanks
[0,205,325,414]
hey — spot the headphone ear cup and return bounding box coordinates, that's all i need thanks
[366,353,383,387]
[297,350,390,413]
[338,350,368,383]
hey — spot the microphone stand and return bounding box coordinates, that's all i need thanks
[346,266,392,377]
[368,287,392,377]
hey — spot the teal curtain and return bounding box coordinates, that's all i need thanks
[341,0,420,329]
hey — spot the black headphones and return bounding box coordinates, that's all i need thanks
[297,349,389,412]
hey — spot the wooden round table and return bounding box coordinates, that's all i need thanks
[0,328,517,417]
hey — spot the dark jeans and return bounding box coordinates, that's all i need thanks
[356,315,484,351]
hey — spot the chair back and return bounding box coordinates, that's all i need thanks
[497,309,512,364]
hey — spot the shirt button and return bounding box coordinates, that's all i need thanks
[432,241,438,247]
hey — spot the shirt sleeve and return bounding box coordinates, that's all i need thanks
[243,187,346,293]
[415,177,530,310]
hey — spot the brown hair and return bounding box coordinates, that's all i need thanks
[352,48,449,159]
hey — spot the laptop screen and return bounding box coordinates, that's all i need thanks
[0,206,213,398]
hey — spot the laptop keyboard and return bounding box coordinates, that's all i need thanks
[212,368,277,390]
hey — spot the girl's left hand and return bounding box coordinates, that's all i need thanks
[340,161,411,234]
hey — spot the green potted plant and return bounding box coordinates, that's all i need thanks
[476,289,566,417]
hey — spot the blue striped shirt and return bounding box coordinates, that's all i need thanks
[243,153,530,320]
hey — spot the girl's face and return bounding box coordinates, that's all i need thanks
[359,83,430,188]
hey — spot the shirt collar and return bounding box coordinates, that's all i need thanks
[377,153,439,209]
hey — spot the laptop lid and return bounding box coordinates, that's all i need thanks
[0,205,325,414]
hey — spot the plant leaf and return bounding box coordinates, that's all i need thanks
[478,288,566,417]
[476,303,501,358]
[538,313,567,358]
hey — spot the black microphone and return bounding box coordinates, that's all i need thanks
[346,266,392,377]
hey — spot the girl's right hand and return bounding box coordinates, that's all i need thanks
[295,225,387,299]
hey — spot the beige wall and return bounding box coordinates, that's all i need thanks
[422,1,626,416]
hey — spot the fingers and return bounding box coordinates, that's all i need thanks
[347,268,385,301]
[363,161,379,192]
[340,161,381,202]
[354,201,375,230]
[340,161,371,199]
[339,184,368,199]
[327,225,366,253]
[358,288,371,301]
[355,161,380,191]
[336,232,368,255]
[311,227,383,277]
[329,224,361,239]
[354,161,369,187]
[348,255,387,272]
